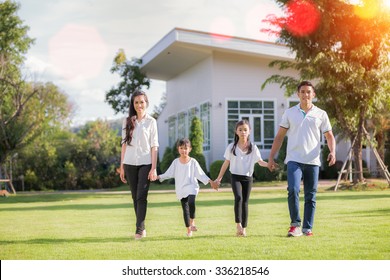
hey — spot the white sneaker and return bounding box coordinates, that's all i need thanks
[287,226,302,237]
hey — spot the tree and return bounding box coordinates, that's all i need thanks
[0,81,71,166]
[262,0,390,183]
[0,1,72,171]
[151,91,167,119]
[17,120,121,191]
[74,120,121,189]
[189,117,207,172]
[0,1,34,74]
[105,49,150,114]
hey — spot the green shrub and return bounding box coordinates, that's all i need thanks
[209,160,231,183]
[253,161,279,181]
[160,147,175,173]
[191,153,208,174]
[385,148,390,172]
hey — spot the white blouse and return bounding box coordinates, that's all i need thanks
[224,143,263,177]
[159,158,210,200]
[121,114,159,166]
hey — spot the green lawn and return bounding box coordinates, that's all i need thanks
[0,185,389,260]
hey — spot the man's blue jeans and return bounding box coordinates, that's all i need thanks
[287,161,319,231]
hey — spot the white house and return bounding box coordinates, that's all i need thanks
[140,27,377,173]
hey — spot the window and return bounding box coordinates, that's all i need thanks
[168,116,176,148]
[177,111,187,140]
[167,102,211,151]
[200,102,211,151]
[227,100,275,149]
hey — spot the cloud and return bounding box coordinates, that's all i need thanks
[17,0,281,125]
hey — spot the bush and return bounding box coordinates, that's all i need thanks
[385,148,390,172]
[321,145,340,179]
[322,160,343,179]
[191,152,208,174]
[160,147,175,173]
[209,160,230,183]
[253,161,279,181]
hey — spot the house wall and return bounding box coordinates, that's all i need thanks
[210,51,296,163]
[157,50,368,172]
[157,57,213,159]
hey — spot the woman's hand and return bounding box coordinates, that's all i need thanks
[119,165,127,183]
[148,168,157,181]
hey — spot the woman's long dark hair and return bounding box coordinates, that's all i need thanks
[122,90,149,145]
[231,119,252,156]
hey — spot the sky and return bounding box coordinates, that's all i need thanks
[16,0,283,125]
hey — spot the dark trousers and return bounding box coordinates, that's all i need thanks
[180,195,196,227]
[123,164,151,234]
[231,174,253,228]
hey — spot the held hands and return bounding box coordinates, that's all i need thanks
[148,168,158,181]
[267,159,280,172]
[210,179,219,191]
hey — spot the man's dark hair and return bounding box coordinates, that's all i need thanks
[297,81,315,92]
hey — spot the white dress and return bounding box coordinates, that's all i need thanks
[159,158,210,200]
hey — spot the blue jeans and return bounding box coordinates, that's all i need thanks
[287,161,319,231]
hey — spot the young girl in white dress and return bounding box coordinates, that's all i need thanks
[157,138,218,237]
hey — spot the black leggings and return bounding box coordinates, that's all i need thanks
[180,195,196,227]
[123,164,151,234]
[231,174,253,228]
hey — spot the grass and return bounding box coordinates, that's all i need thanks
[0,183,389,260]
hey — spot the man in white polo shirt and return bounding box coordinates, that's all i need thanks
[268,81,336,237]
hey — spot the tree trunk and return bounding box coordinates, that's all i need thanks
[352,139,364,183]
[352,108,366,183]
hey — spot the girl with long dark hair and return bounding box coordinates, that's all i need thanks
[215,119,270,237]
[119,91,159,240]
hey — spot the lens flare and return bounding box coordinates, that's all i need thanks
[285,0,321,37]
[49,24,108,80]
[209,17,235,42]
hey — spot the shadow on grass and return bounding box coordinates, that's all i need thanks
[0,232,288,246]
[1,193,389,212]
[350,208,390,217]
[0,237,132,245]
[0,193,127,204]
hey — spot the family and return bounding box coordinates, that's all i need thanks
[119,81,336,240]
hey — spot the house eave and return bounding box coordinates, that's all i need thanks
[140,28,295,81]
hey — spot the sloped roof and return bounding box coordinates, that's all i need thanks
[140,28,295,81]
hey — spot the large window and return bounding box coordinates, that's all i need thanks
[168,116,177,147]
[167,102,211,151]
[200,102,211,151]
[227,100,275,149]
[177,111,187,140]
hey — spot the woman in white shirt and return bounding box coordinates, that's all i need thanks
[215,120,270,237]
[157,138,218,237]
[119,91,159,240]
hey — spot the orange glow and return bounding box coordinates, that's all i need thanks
[354,0,380,19]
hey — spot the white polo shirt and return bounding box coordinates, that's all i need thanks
[121,114,159,166]
[280,104,332,166]
[224,143,263,177]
